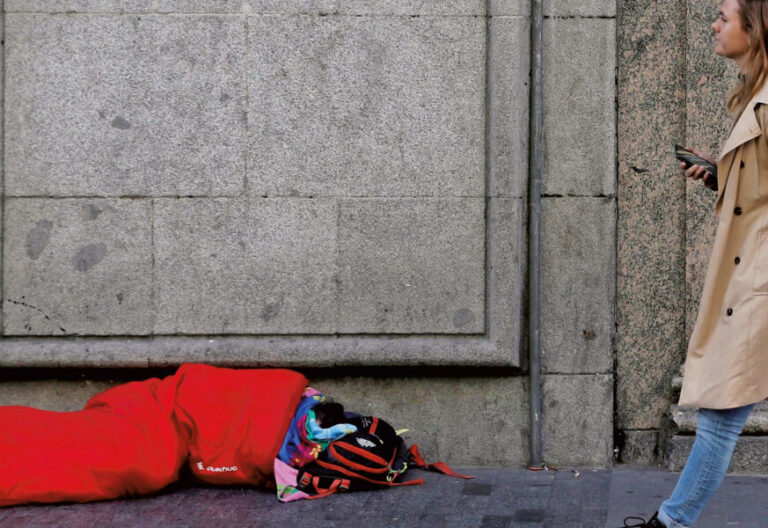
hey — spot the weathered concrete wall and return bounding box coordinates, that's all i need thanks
[0,0,619,467]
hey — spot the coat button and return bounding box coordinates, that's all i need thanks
[735,206,743,215]
[727,308,734,316]
[735,256,741,264]
[740,160,745,168]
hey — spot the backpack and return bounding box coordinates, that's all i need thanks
[294,415,471,498]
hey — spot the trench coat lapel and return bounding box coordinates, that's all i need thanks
[717,81,768,202]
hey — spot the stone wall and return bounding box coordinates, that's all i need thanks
[0,1,618,467]
[617,0,741,463]
[540,1,617,466]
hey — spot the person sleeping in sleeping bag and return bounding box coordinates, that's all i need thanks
[0,363,353,507]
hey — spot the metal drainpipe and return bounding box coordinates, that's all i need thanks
[527,0,544,469]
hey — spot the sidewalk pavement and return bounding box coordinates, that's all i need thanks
[1,466,767,527]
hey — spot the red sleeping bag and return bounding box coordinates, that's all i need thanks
[0,363,308,507]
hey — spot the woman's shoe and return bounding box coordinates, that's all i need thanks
[622,511,665,527]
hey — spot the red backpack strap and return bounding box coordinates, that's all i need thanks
[303,474,352,499]
[407,444,474,480]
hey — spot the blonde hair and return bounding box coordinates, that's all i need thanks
[728,0,768,116]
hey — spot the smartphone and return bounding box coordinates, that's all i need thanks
[674,144,718,177]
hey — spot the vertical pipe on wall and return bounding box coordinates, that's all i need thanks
[528,0,544,468]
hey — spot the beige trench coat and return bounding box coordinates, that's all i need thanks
[679,80,768,409]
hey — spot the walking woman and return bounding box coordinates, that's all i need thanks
[625,1,768,527]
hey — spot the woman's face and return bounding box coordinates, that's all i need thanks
[712,0,751,64]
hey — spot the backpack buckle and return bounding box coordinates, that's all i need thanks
[299,473,312,487]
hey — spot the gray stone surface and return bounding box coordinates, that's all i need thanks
[0,333,517,367]
[5,14,246,197]
[316,375,528,466]
[491,0,529,15]
[541,198,615,374]
[245,0,337,13]
[542,374,614,466]
[153,198,337,335]
[665,435,768,474]
[544,0,615,16]
[5,1,337,13]
[0,468,625,528]
[621,430,659,466]
[0,3,4,336]
[338,1,529,15]
[668,401,768,435]
[3,465,768,526]
[616,0,688,431]
[3,199,153,335]
[339,0,484,15]
[488,198,525,356]
[489,16,529,199]
[607,468,768,527]
[542,18,616,196]
[337,199,485,334]
[247,15,486,197]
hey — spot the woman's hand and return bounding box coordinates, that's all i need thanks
[680,147,718,191]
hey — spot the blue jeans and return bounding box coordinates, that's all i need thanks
[658,403,755,528]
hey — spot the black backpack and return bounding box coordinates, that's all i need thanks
[295,415,471,498]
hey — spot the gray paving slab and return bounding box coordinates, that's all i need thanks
[2,467,768,527]
[606,467,768,528]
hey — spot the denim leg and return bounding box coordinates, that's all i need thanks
[658,403,755,528]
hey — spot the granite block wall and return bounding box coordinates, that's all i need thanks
[617,0,688,451]
[2,2,527,370]
[0,0,622,467]
[0,0,620,466]
[0,1,542,467]
[539,4,617,466]
[616,0,748,464]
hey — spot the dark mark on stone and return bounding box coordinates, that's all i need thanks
[514,510,546,523]
[630,166,649,173]
[219,93,230,103]
[98,110,106,119]
[453,308,476,328]
[261,302,281,322]
[6,298,67,332]
[462,483,492,496]
[116,292,124,305]
[73,243,108,272]
[111,116,131,130]
[81,204,102,221]
[25,220,54,260]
